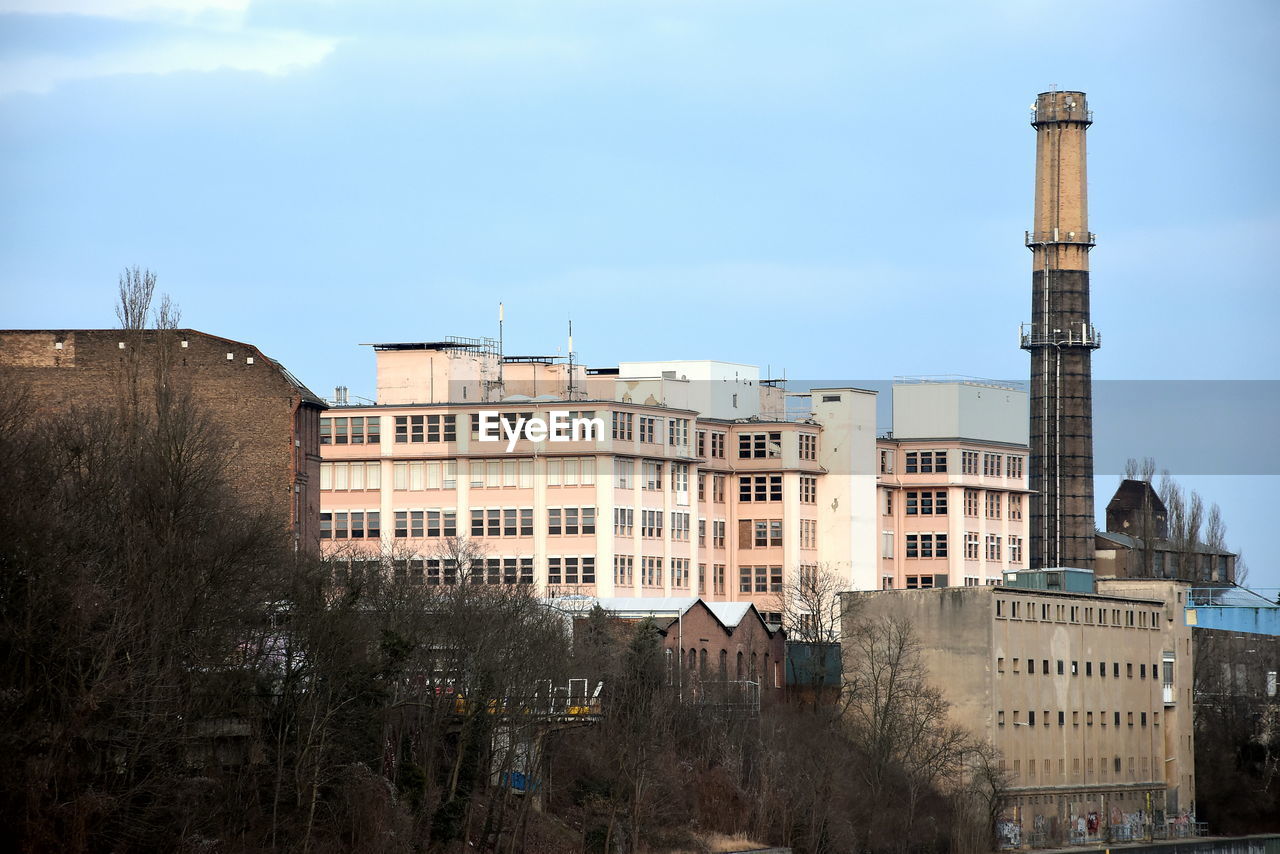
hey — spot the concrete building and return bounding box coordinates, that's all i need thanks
[1021,90,1101,571]
[877,378,1033,589]
[844,573,1195,845]
[0,328,328,552]
[319,340,881,618]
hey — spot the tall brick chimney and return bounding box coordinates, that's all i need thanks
[1021,90,1100,569]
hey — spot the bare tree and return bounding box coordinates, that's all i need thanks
[773,563,846,711]
[843,614,979,853]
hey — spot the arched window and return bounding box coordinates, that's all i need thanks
[719,649,728,678]
[736,651,744,679]
[751,652,758,679]
[699,648,708,678]
[687,648,697,674]
[764,652,771,687]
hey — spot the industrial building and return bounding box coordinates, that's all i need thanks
[0,328,328,552]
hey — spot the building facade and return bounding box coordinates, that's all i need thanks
[0,328,327,552]
[876,380,1033,589]
[844,576,1194,844]
[320,340,888,616]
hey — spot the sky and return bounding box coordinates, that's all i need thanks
[2,0,1277,584]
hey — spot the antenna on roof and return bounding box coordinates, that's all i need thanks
[497,302,505,392]
[566,318,576,400]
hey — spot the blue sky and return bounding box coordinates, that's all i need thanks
[2,0,1277,584]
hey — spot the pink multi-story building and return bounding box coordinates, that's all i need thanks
[876,378,1032,589]
[319,339,886,620]
[319,345,1025,612]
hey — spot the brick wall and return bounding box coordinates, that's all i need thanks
[0,329,326,553]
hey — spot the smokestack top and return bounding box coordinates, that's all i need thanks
[1033,90,1091,127]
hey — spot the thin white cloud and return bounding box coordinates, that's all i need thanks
[0,29,334,95]
[0,1,335,96]
[0,0,250,20]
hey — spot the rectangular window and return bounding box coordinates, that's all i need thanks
[738,431,782,459]
[612,411,633,440]
[965,531,979,560]
[985,492,1002,519]
[1007,456,1023,479]
[800,475,817,504]
[964,489,979,517]
[1009,536,1024,564]
[642,460,663,490]
[983,453,1003,477]
[710,432,726,458]
[961,450,979,474]
[799,433,818,460]
[740,474,784,502]
[985,534,1002,561]
[638,416,658,444]
[1008,494,1023,520]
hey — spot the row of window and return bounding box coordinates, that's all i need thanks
[996,599,1163,628]
[884,488,1023,520]
[997,656,1165,681]
[998,755,1159,784]
[739,565,784,594]
[998,708,1157,728]
[878,448,1025,479]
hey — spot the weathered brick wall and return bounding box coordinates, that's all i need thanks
[0,329,324,553]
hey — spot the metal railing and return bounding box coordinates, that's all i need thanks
[1025,229,1096,246]
[1019,322,1102,349]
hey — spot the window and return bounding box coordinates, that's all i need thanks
[800,475,817,504]
[905,450,947,473]
[884,490,894,515]
[612,411,633,440]
[613,507,635,536]
[712,474,726,503]
[698,518,706,546]
[740,474,783,502]
[667,418,689,448]
[737,565,782,593]
[1009,536,1024,564]
[321,510,380,539]
[738,431,782,459]
[983,453,1003,477]
[671,463,689,494]
[547,556,596,586]
[964,489,979,517]
[712,520,726,548]
[1057,660,1064,675]
[905,533,948,558]
[641,509,664,538]
[670,512,691,541]
[1058,711,1065,726]
[799,433,818,460]
[745,519,783,548]
[1008,494,1023,520]
[879,448,894,474]
[321,461,382,491]
[638,416,658,443]
[613,555,634,585]
[547,506,596,535]
[641,556,663,587]
[906,490,947,515]
[546,457,596,486]
[394,414,456,444]
[1007,456,1024,479]
[710,432,726,458]
[964,531,979,560]
[985,534,1002,561]
[669,558,690,588]
[614,459,634,489]
[713,564,726,594]
[799,519,817,549]
[697,473,706,502]
[641,460,663,490]
[321,415,380,445]
[985,492,1002,519]
[961,450,979,474]
[393,459,460,490]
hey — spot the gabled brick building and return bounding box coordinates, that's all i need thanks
[0,329,327,552]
